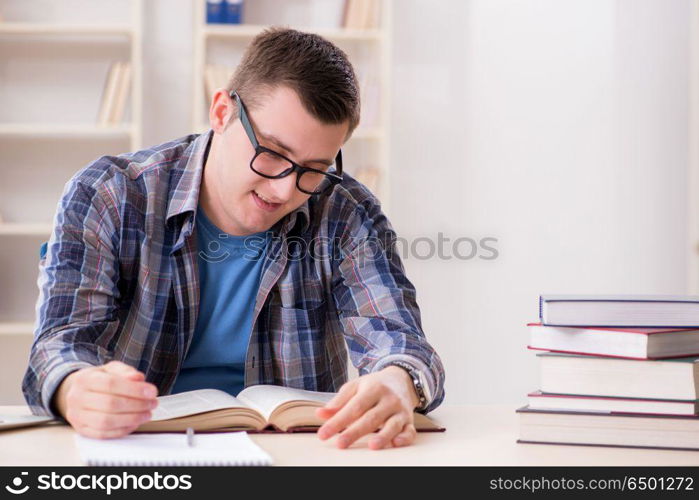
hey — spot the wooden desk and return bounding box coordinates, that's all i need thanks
[2,405,699,466]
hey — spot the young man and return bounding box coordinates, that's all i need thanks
[23,28,445,450]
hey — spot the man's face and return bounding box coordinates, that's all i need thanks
[203,85,349,236]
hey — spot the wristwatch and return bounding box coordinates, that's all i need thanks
[388,361,428,411]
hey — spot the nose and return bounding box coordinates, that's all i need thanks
[267,171,297,202]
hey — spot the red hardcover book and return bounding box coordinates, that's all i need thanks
[527,322,699,360]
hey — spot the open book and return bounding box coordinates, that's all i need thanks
[135,385,444,433]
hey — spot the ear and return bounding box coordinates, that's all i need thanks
[209,88,236,134]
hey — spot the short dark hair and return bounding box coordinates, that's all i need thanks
[227,27,360,135]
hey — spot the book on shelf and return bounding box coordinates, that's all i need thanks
[353,166,380,193]
[110,62,132,125]
[356,67,380,129]
[207,0,243,25]
[204,64,234,104]
[517,406,699,451]
[539,294,699,328]
[97,62,131,127]
[527,322,699,359]
[136,385,444,433]
[204,65,216,103]
[206,0,225,24]
[343,0,380,30]
[537,352,699,401]
[527,390,699,416]
[97,62,122,126]
[223,0,243,24]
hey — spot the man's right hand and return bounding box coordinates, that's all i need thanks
[53,360,159,439]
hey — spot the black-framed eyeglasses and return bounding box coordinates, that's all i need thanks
[230,90,343,195]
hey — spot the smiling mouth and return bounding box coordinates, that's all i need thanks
[252,191,282,212]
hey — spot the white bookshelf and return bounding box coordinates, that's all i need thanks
[203,23,384,41]
[0,223,53,236]
[0,1,144,402]
[0,22,134,36]
[0,3,143,150]
[0,322,34,336]
[191,0,392,203]
[0,123,133,139]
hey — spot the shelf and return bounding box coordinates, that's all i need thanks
[0,123,133,139]
[351,128,384,140]
[0,224,53,236]
[0,22,134,37]
[0,322,34,336]
[203,24,383,42]
[195,124,383,140]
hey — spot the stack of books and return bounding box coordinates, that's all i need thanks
[518,295,699,451]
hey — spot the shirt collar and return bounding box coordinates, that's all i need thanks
[166,130,211,224]
[280,199,310,235]
[166,129,310,237]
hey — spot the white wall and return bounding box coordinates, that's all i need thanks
[141,0,195,146]
[390,0,690,405]
[2,0,691,406]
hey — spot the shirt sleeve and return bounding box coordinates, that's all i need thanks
[331,193,446,414]
[22,177,122,418]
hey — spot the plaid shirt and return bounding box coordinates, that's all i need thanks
[22,130,445,417]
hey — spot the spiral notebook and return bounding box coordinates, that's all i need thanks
[75,431,273,466]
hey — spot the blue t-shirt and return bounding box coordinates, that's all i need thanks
[171,206,271,396]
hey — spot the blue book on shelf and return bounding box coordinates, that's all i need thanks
[207,0,225,24]
[223,0,244,24]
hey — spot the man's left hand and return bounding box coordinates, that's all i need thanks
[315,366,420,450]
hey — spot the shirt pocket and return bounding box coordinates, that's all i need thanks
[276,276,326,310]
[279,301,326,333]
[269,300,328,364]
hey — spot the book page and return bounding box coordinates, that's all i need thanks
[237,385,335,421]
[151,389,247,421]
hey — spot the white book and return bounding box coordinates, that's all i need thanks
[75,431,272,466]
[110,62,132,125]
[538,352,699,401]
[540,294,699,327]
[344,0,362,29]
[215,65,230,90]
[354,167,380,193]
[358,0,373,29]
[97,62,122,126]
[204,64,217,103]
[527,390,699,416]
[518,406,699,451]
[527,322,699,359]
